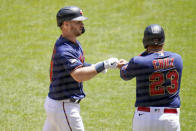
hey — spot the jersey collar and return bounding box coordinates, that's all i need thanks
[60,35,80,47]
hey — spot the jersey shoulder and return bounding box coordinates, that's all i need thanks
[55,39,75,55]
[128,56,150,68]
[165,51,181,57]
[132,52,152,64]
[165,51,182,61]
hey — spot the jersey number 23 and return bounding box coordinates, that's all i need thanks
[149,70,179,96]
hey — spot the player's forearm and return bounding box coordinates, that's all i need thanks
[71,58,119,82]
[120,70,131,80]
[120,65,134,80]
[71,66,98,82]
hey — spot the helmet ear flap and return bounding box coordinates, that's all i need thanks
[143,37,148,48]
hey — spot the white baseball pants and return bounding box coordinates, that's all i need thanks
[132,107,180,131]
[43,96,84,131]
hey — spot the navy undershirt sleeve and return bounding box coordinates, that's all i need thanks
[83,62,92,67]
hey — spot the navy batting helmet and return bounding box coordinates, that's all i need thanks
[56,6,88,27]
[143,24,165,48]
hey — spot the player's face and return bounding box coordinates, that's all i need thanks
[69,21,84,37]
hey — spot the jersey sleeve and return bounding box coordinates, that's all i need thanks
[175,54,183,70]
[57,48,83,74]
[120,58,136,80]
[83,62,92,67]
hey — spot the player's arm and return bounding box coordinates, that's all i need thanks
[70,65,98,82]
[120,58,136,80]
[71,58,119,82]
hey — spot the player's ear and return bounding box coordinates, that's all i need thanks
[61,21,69,30]
[63,21,69,25]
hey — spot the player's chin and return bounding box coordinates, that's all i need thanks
[76,32,82,36]
[76,29,83,36]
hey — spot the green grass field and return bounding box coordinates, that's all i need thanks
[0,0,195,130]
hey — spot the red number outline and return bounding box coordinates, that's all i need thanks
[166,70,179,94]
[149,72,165,96]
[149,70,179,96]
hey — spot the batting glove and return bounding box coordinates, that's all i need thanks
[104,58,119,69]
[94,58,118,73]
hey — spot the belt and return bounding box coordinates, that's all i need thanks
[62,98,81,104]
[137,107,178,114]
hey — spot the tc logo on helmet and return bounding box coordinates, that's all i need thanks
[151,25,161,33]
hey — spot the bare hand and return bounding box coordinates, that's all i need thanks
[117,59,128,69]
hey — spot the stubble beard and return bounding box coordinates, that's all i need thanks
[71,26,83,37]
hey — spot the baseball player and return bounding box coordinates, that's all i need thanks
[117,24,183,131]
[43,6,119,131]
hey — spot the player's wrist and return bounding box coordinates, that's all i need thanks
[95,62,105,73]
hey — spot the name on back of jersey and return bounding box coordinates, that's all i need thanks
[152,58,174,70]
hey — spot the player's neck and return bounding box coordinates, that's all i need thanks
[147,48,164,53]
[147,45,164,53]
[62,34,77,43]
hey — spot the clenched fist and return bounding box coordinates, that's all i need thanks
[117,59,128,69]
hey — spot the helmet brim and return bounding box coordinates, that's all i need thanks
[72,16,88,21]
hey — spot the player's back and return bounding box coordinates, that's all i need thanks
[123,51,183,108]
[136,51,182,108]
